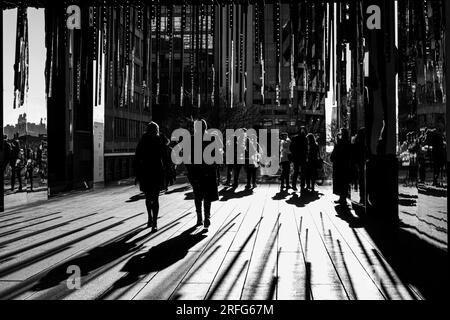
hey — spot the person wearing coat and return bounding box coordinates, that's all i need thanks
[290,126,308,193]
[306,133,320,192]
[245,130,260,189]
[331,128,352,204]
[279,132,292,190]
[135,122,171,232]
[186,120,219,229]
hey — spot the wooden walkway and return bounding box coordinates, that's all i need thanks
[0,182,422,300]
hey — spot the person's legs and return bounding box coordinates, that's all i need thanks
[144,192,154,228]
[150,192,159,230]
[10,162,16,191]
[251,168,257,187]
[300,163,306,191]
[225,165,232,185]
[245,166,250,188]
[358,164,365,203]
[194,196,203,225]
[281,162,290,189]
[17,167,22,191]
[233,165,242,187]
[204,200,211,228]
[292,162,299,190]
[28,169,33,191]
[311,174,316,192]
[280,162,286,188]
[285,162,291,188]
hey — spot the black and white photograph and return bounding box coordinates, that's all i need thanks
[0,0,448,309]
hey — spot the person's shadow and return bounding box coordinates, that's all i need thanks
[31,227,150,291]
[184,191,195,200]
[286,191,322,207]
[334,204,364,228]
[113,227,208,288]
[219,188,253,201]
[272,190,290,200]
[165,185,191,195]
[126,193,146,202]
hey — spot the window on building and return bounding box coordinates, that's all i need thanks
[274,109,287,115]
[114,118,128,139]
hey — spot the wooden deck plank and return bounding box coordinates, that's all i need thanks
[304,196,385,300]
[240,184,280,300]
[0,183,422,300]
[315,194,417,300]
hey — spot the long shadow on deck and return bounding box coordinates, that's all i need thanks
[353,204,448,300]
[219,188,253,201]
[334,204,364,228]
[111,227,208,289]
[126,193,146,202]
[285,191,323,207]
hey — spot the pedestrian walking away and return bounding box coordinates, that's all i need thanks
[186,120,219,230]
[135,121,172,232]
[279,132,292,191]
[331,128,352,204]
[290,126,308,194]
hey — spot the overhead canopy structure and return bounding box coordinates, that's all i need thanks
[1,0,341,10]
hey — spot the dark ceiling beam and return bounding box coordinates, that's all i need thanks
[1,0,340,10]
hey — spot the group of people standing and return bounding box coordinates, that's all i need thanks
[223,128,260,190]
[399,128,446,187]
[2,133,46,192]
[279,126,321,193]
[134,121,326,232]
[135,120,219,232]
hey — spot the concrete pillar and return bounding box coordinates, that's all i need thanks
[445,0,450,214]
[364,0,399,224]
[0,9,4,212]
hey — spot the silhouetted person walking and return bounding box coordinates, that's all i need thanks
[135,122,171,232]
[331,128,352,204]
[245,129,259,189]
[429,129,445,186]
[290,126,308,193]
[232,129,246,188]
[306,133,319,192]
[10,135,22,191]
[352,128,368,203]
[186,120,219,229]
[280,132,292,190]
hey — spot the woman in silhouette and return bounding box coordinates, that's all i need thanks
[135,122,171,232]
[186,120,219,229]
[331,128,352,204]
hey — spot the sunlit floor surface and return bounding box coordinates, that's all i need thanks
[0,181,425,300]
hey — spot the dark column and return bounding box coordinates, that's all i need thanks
[46,6,69,195]
[446,0,450,215]
[0,9,4,212]
[364,0,398,224]
[71,4,93,190]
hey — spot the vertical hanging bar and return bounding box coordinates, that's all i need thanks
[180,4,186,107]
[168,5,174,108]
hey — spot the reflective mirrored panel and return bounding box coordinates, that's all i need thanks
[397,0,447,250]
[2,8,48,210]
